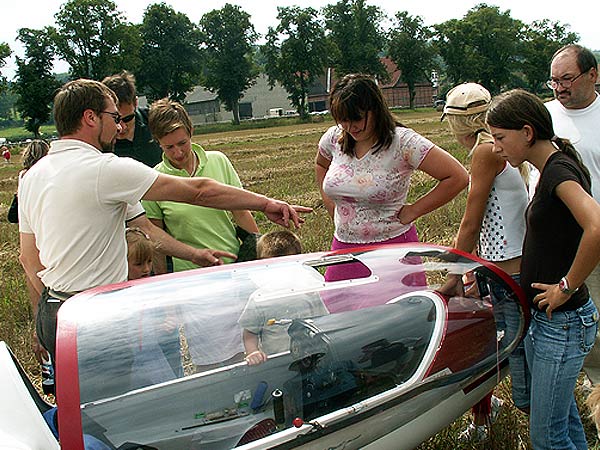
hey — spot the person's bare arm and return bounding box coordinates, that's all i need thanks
[232,210,259,233]
[243,329,267,365]
[398,146,469,225]
[128,214,236,268]
[454,144,503,254]
[19,232,48,362]
[315,152,335,218]
[143,174,311,228]
[19,232,45,302]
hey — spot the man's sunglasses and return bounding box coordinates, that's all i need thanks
[100,111,135,124]
[121,113,135,123]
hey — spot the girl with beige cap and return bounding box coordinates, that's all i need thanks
[443,82,530,441]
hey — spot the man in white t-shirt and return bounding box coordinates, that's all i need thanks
[545,44,600,384]
[18,79,310,364]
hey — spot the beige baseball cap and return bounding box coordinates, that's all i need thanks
[441,82,491,120]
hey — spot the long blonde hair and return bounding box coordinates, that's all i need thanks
[22,140,49,170]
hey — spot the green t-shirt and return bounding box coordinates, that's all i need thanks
[142,143,242,271]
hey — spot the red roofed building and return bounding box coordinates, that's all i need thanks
[307,57,439,112]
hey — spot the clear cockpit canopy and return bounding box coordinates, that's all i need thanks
[57,244,525,449]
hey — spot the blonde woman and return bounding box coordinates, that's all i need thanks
[443,83,530,439]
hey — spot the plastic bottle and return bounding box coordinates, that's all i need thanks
[41,355,55,395]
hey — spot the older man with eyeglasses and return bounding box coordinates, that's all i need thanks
[102,71,163,167]
[545,44,600,386]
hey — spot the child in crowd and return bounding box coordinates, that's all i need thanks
[2,145,10,163]
[240,230,328,365]
[7,140,51,392]
[126,227,183,387]
[126,227,154,279]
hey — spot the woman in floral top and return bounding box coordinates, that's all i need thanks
[315,74,468,281]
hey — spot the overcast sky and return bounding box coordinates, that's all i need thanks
[3,0,598,80]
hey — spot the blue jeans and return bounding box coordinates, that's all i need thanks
[491,274,530,410]
[525,298,598,450]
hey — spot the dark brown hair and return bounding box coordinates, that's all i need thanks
[329,74,403,156]
[102,70,137,106]
[552,44,598,74]
[486,89,590,183]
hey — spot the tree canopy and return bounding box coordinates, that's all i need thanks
[137,3,203,102]
[14,28,60,138]
[199,4,258,125]
[0,1,589,133]
[520,19,579,93]
[323,0,387,80]
[263,7,332,118]
[0,43,11,94]
[435,4,523,93]
[52,0,139,80]
[388,12,436,108]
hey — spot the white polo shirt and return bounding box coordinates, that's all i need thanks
[18,139,158,292]
[546,94,600,199]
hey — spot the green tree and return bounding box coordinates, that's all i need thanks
[263,6,331,119]
[521,19,578,93]
[0,86,18,123]
[0,43,12,94]
[199,4,258,125]
[388,12,436,109]
[434,4,523,93]
[137,3,203,102]
[323,0,387,80]
[52,0,140,80]
[13,28,60,138]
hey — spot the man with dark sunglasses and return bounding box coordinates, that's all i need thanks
[102,71,163,167]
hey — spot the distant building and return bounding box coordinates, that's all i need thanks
[141,59,439,126]
[307,58,439,112]
[183,75,294,125]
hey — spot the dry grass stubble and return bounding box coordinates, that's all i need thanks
[0,111,598,448]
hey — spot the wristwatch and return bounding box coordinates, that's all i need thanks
[558,276,578,295]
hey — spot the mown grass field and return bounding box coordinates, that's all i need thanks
[0,110,598,449]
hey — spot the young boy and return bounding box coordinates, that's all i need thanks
[240,230,328,365]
